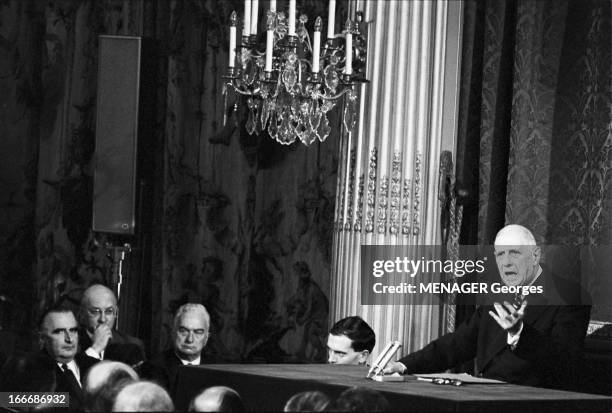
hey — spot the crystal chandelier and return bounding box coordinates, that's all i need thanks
[223,0,368,146]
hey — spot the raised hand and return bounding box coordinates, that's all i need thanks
[488,300,527,335]
[91,324,113,355]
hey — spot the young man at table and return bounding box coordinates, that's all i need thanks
[327,316,376,365]
[384,224,591,389]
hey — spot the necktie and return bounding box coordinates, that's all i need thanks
[512,292,524,310]
[61,364,81,389]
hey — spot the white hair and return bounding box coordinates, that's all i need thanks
[173,303,210,331]
[113,381,173,411]
[84,361,138,394]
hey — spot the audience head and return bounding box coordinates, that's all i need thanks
[83,361,138,412]
[84,360,138,396]
[80,284,118,333]
[327,316,375,365]
[113,380,174,412]
[172,303,211,362]
[494,224,541,287]
[189,386,246,412]
[334,386,389,412]
[284,391,330,412]
[38,307,79,364]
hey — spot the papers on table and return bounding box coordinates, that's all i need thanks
[415,373,506,385]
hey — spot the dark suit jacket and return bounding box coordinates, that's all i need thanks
[0,351,98,411]
[79,328,146,368]
[399,271,590,389]
[140,349,205,398]
[54,352,98,410]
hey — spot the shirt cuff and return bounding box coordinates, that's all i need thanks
[85,347,102,360]
[506,322,524,350]
[397,362,408,374]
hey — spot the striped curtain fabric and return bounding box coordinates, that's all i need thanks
[330,0,464,360]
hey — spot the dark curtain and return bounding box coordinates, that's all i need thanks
[456,0,611,320]
[0,0,345,363]
[454,0,611,391]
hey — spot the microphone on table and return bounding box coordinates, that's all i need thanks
[366,340,402,379]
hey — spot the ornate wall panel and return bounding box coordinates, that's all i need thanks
[331,0,463,359]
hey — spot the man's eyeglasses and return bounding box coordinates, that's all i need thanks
[87,307,117,317]
[176,327,209,338]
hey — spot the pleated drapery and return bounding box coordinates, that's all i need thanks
[330,0,463,359]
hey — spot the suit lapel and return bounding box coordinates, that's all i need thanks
[477,295,549,374]
[166,350,183,397]
[477,308,508,372]
[522,273,549,322]
[521,304,548,326]
[55,363,85,407]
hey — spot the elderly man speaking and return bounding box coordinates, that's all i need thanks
[384,224,590,389]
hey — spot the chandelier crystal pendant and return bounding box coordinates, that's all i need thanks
[222,0,368,146]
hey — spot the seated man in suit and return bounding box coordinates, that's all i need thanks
[79,284,145,367]
[384,224,590,389]
[142,303,211,396]
[327,316,375,365]
[38,307,99,409]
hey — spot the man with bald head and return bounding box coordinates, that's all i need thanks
[142,303,211,396]
[79,284,145,367]
[385,224,590,389]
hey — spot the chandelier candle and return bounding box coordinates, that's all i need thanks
[229,12,237,68]
[344,20,353,75]
[243,0,251,38]
[312,17,322,73]
[327,0,336,40]
[288,0,296,36]
[269,0,276,12]
[265,15,274,72]
[251,0,259,36]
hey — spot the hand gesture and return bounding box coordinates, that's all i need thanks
[91,324,113,355]
[382,361,406,375]
[488,300,527,335]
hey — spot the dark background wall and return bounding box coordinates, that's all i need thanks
[0,0,346,362]
[1,0,611,376]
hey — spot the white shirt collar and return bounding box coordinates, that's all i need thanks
[177,354,201,366]
[57,360,81,385]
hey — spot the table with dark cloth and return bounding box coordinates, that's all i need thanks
[174,364,612,412]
